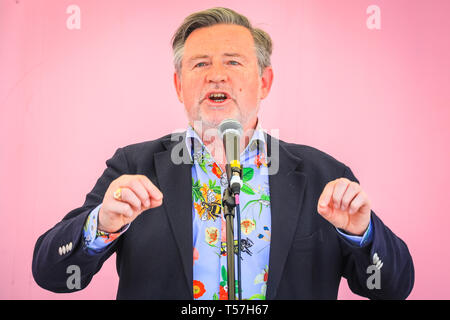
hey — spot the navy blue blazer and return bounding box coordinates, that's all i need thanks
[32,133,414,299]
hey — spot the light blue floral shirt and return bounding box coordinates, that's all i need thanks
[82,125,373,300]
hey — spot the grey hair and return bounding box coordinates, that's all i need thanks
[171,7,272,76]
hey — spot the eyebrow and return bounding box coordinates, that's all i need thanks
[187,54,209,62]
[187,53,248,63]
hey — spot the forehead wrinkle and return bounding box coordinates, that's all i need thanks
[223,52,248,62]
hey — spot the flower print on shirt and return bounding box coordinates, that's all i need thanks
[193,149,212,174]
[205,227,219,246]
[97,230,120,244]
[241,219,256,235]
[188,125,272,300]
[193,280,206,299]
[214,265,239,300]
[211,162,222,179]
[254,153,268,168]
[193,247,199,265]
[249,266,268,300]
[242,191,270,219]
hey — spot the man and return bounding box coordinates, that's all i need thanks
[32,7,414,299]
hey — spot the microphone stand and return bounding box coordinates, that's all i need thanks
[222,163,243,300]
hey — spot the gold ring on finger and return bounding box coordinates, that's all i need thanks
[113,188,122,201]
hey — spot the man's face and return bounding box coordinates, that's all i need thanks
[174,24,273,133]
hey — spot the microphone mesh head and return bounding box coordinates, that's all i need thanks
[218,119,243,138]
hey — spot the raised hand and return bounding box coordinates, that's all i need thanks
[98,174,163,233]
[317,178,371,236]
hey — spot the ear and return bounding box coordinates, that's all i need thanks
[260,66,274,100]
[173,72,183,103]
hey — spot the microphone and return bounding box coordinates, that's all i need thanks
[218,119,243,195]
[219,119,244,300]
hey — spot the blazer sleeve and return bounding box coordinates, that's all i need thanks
[338,166,415,300]
[32,147,129,293]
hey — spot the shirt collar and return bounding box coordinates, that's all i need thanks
[185,120,267,161]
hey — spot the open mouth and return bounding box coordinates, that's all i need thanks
[206,92,230,104]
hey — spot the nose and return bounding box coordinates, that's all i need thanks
[205,63,228,84]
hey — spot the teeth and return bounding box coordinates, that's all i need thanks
[209,93,227,99]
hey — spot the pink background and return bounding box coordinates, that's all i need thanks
[1,0,449,299]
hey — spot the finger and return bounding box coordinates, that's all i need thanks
[340,182,361,212]
[124,178,151,208]
[115,187,142,211]
[137,175,163,202]
[318,181,336,215]
[109,199,134,218]
[331,178,350,210]
[148,197,163,209]
[348,191,369,214]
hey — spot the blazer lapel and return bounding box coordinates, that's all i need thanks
[154,133,194,299]
[265,134,307,300]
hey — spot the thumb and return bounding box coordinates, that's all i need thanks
[317,201,332,218]
[317,180,335,218]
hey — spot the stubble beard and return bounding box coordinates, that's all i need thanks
[187,100,258,135]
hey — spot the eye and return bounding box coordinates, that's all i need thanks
[228,60,240,66]
[194,62,208,68]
